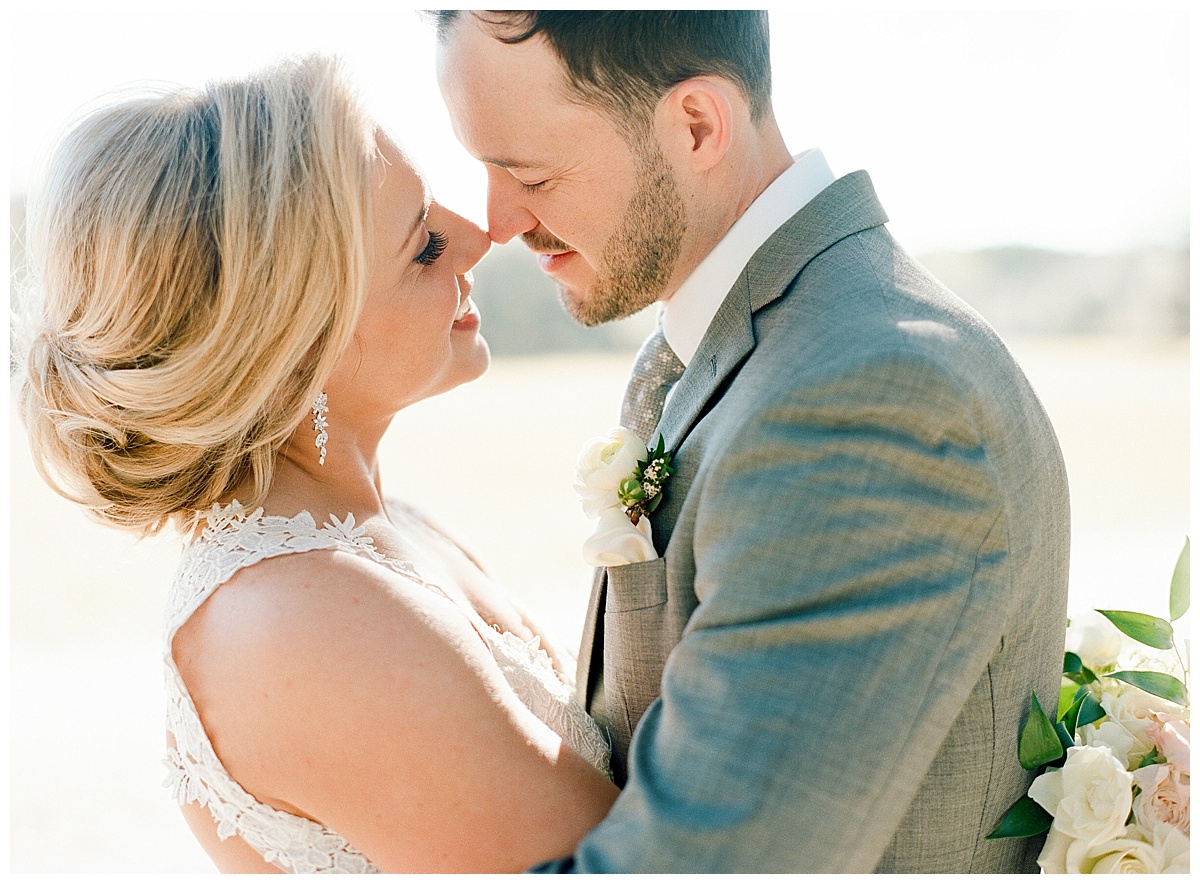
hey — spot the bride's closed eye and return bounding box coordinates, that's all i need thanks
[414,230,448,266]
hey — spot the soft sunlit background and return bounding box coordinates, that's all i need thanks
[7,2,1192,873]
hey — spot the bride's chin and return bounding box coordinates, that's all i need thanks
[466,332,491,370]
[398,337,491,409]
[446,336,492,390]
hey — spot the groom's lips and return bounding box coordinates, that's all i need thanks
[535,250,576,274]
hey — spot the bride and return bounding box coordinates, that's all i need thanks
[17,54,618,873]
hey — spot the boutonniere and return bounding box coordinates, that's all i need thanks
[574,428,676,566]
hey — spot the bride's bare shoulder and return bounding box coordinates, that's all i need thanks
[170,544,617,872]
[173,547,477,715]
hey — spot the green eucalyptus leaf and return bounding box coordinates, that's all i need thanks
[1061,691,1086,736]
[1097,610,1174,651]
[1061,652,1099,687]
[1063,669,1099,688]
[1019,694,1064,771]
[1058,683,1084,720]
[986,796,1053,840]
[1054,721,1075,754]
[1076,693,1106,728]
[1059,689,1105,736]
[1170,538,1189,622]
[1110,670,1188,705]
[1138,750,1166,769]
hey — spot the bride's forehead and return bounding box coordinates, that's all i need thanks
[372,136,425,201]
[369,137,430,252]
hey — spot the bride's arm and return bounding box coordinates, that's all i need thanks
[173,548,618,873]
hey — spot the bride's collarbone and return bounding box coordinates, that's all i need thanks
[353,515,532,643]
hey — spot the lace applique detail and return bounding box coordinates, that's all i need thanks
[487,627,611,773]
[163,502,610,873]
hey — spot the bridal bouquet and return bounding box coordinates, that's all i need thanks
[989,540,1191,873]
[575,428,674,566]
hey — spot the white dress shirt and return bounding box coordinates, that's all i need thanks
[661,148,836,368]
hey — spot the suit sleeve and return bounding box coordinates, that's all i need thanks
[532,349,1014,873]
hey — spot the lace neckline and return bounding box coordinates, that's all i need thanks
[180,500,484,623]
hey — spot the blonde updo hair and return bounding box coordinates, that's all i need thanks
[17,54,377,535]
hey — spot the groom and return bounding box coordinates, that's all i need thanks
[436,11,1069,873]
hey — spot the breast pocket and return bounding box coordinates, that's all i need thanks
[603,557,670,752]
[605,557,668,613]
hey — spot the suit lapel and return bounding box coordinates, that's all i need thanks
[657,274,754,453]
[658,170,889,452]
[577,171,888,708]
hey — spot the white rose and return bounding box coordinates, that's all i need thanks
[1078,719,1154,770]
[1108,687,1187,727]
[1035,826,1073,874]
[1146,819,1191,873]
[1116,641,1186,682]
[1079,828,1168,873]
[1036,826,1083,874]
[582,505,656,567]
[1039,823,1184,874]
[1079,688,1186,769]
[1065,609,1123,670]
[574,427,646,519]
[1028,745,1133,845]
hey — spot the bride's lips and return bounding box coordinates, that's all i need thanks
[536,250,577,274]
[452,296,479,331]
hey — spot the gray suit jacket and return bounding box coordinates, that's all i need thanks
[543,171,1069,873]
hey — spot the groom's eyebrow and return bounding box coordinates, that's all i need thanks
[481,155,546,171]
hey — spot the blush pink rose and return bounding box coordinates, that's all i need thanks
[1147,713,1190,776]
[1132,763,1190,836]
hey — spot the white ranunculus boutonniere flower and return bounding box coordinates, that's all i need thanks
[575,429,675,567]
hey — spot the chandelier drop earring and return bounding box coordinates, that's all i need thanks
[311,392,329,466]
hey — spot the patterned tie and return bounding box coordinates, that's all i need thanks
[620,325,686,444]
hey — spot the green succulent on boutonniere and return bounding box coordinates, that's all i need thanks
[617,435,675,526]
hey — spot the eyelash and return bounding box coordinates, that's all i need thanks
[414,229,448,266]
[519,180,548,194]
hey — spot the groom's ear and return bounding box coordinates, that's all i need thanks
[658,77,736,173]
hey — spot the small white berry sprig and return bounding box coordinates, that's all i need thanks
[616,435,675,526]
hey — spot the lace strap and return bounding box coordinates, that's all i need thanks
[164,503,449,641]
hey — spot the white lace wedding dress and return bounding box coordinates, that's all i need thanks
[163,502,611,873]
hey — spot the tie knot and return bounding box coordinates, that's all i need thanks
[620,327,685,443]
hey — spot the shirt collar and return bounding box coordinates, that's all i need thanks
[661,148,835,366]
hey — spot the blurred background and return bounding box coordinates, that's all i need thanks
[7,3,1190,873]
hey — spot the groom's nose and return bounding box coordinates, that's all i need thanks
[485,167,539,244]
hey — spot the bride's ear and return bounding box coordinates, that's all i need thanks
[657,77,736,174]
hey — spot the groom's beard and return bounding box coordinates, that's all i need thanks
[525,147,687,328]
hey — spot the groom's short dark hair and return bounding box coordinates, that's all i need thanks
[433,11,772,127]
